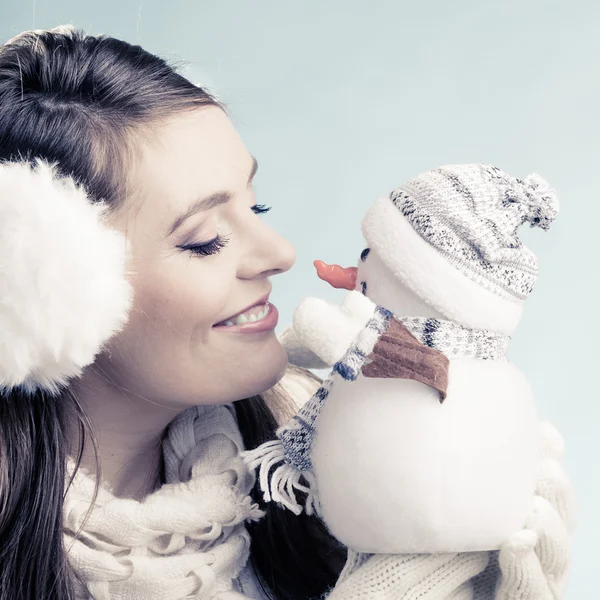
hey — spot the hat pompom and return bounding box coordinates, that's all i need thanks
[521,173,559,231]
[0,159,134,396]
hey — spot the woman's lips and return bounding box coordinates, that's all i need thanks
[213,302,279,333]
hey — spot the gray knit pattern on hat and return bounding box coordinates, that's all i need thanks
[389,164,559,301]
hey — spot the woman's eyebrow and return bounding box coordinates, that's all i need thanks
[166,156,258,237]
[248,155,259,183]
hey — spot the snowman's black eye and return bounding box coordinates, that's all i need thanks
[360,248,371,261]
[361,281,367,295]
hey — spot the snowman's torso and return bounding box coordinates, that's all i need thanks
[310,357,538,554]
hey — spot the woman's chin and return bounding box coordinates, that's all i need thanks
[175,335,291,407]
[241,337,289,397]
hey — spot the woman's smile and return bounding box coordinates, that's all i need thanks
[213,294,279,333]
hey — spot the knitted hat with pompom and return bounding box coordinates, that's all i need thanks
[361,164,559,334]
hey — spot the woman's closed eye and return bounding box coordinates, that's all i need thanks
[180,234,231,257]
[179,205,271,257]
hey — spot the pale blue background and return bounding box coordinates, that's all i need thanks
[2,1,598,596]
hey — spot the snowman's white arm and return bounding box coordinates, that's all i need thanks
[292,291,377,367]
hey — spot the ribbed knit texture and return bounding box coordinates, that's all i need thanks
[329,552,490,599]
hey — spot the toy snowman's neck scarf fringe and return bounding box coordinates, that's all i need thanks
[241,309,511,517]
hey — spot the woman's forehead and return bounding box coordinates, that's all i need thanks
[140,107,250,194]
[123,107,252,231]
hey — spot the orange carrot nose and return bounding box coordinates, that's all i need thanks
[314,260,358,290]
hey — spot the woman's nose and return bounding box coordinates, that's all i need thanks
[263,235,296,277]
[238,224,296,279]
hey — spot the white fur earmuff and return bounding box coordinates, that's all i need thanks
[0,159,133,395]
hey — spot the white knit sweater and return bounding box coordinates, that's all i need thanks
[63,393,574,599]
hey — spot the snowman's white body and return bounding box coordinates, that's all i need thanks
[287,219,543,555]
[310,356,538,554]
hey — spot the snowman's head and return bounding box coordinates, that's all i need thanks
[360,194,526,335]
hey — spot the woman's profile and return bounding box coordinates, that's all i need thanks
[0,25,573,600]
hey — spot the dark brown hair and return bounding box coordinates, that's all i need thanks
[0,26,344,600]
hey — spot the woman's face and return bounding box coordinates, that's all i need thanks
[98,106,296,407]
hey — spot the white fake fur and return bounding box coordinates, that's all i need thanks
[362,196,524,334]
[311,359,539,554]
[0,159,133,394]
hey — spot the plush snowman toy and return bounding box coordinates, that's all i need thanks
[243,163,559,555]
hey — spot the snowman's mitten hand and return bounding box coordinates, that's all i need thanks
[327,550,489,600]
[278,324,330,369]
[496,530,553,600]
[293,291,377,367]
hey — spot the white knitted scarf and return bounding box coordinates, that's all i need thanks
[63,403,264,600]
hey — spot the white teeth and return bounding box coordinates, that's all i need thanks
[220,303,270,327]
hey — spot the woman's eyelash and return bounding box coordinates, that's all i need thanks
[252,204,271,215]
[180,234,230,257]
